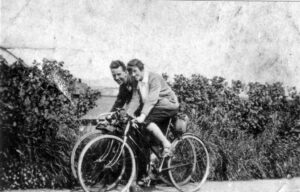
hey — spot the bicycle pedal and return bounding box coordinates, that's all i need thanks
[145,180,151,187]
[139,176,152,187]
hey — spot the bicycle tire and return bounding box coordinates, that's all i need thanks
[78,135,136,192]
[168,134,210,192]
[156,138,195,186]
[71,112,114,179]
[167,135,196,189]
[71,130,103,179]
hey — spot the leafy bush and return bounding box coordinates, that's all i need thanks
[172,74,300,180]
[0,56,101,190]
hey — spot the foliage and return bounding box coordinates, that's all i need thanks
[171,74,300,180]
[0,56,101,190]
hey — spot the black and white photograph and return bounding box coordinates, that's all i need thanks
[0,0,300,192]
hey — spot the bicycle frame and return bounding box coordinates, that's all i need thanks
[96,112,176,175]
[77,110,210,192]
[120,118,174,173]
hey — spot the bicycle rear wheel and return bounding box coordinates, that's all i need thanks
[78,135,136,192]
[168,134,210,192]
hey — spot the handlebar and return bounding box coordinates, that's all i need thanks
[84,108,146,136]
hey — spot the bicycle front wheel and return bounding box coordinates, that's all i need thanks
[71,130,103,179]
[168,134,210,192]
[77,135,136,192]
[72,112,114,179]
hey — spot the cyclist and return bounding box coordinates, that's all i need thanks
[127,59,179,157]
[110,60,137,111]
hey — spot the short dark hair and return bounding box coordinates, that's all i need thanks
[110,60,126,71]
[127,59,144,71]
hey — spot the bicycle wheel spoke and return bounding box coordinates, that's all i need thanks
[167,161,194,170]
[168,138,194,185]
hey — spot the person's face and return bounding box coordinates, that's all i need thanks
[111,66,127,85]
[128,66,144,81]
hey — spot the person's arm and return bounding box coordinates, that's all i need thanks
[141,75,161,117]
[110,86,126,112]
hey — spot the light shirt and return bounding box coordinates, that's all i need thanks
[138,70,149,103]
[124,89,140,117]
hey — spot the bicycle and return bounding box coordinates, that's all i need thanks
[77,109,210,192]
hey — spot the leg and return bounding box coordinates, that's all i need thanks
[146,122,171,150]
[143,107,179,157]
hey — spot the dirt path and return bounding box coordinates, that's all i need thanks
[4,177,300,192]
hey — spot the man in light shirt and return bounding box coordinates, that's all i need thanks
[127,59,179,157]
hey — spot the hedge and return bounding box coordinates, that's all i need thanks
[171,74,300,180]
[0,56,101,190]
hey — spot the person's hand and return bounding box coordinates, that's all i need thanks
[135,114,146,123]
[105,113,113,121]
[131,119,139,129]
[131,114,146,129]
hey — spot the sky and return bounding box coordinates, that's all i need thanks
[1,0,300,89]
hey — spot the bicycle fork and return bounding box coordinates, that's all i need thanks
[105,122,131,168]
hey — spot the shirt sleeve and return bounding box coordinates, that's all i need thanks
[141,76,161,116]
[110,86,126,112]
